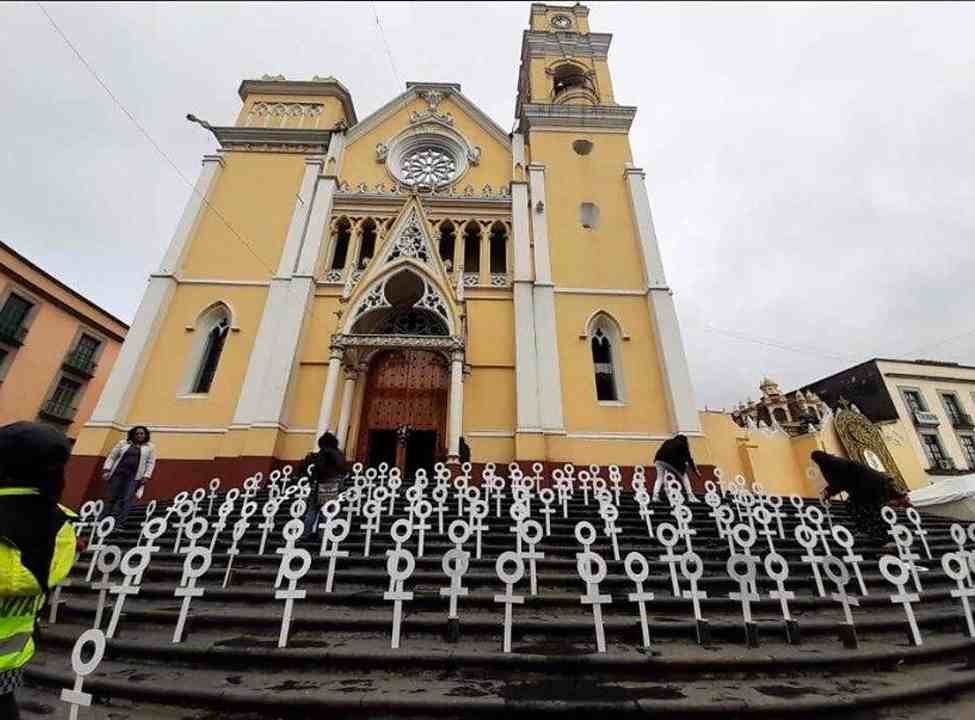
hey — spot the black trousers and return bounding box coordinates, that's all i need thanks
[0,692,19,720]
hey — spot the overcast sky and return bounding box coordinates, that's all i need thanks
[2,2,973,410]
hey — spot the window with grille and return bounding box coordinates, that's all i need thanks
[0,293,32,335]
[959,435,975,469]
[942,394,965,424]
[921,433,949,469]
[74,334,100,363]
[903,390,925,414]
[50,376,81,410]
[192,319,230,394]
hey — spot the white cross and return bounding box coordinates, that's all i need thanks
[577,549,612,652]
[491,476,506,519]
[673,505,696,554]
[509,502,528,555]
[767,495,787,538]
[832,524,868,596]
[439,547,470,619]
[657,523,683,597]
[414,500,433,558]
[91,545,121,630]
[61,629,106,720]
[173,547,211,643]
[361,499,381,557]
[943,551,975,638]
[317,501,342,557]
[716,507,736,555]
[892,525,926,594]
[135,500,157,547]
[949,524,973,589]
[680,551,708,623]
[85,517,115,583]
[494,551,525,653]
[538,489,556,536]
[171,500,195,555]
[880,554,923,646]
[257,500,279,556]
[753,506,777,554]
[222,518,248,588]
[431,486,449,534]
[599,503,622,562]
[387,519,415,593]
[795,524,826,597]
[276,548,311,648]
[727,553,760,626]
[518,519,545,596]
[190,488,206,519]
[764,552,796,622]
[823,555,859,629]
[454,476,468,517]
[209,503,232,554]
[105,546,151,639]
[322,518,350,593]
[906,508,932,560]
[387,476,402,514]
[384,548,416,649]
[624,551,654,648]
[179,516,209,556]
[804,506,832,557]
[578,471,591,506]
[469,500,490,560]
[206,478,220,516]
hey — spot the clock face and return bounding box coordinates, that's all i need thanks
[551,14,572,29]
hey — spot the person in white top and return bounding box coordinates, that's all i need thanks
[101,426,156,523]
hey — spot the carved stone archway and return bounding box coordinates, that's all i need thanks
[834,408,909,492]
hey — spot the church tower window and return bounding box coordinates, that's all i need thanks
[552,63,596,100]
[358,218,377,269]
[588,313,626,404]
[330,217,351,270]
[187,304,231,395]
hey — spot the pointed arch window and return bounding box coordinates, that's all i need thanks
[185,304,232,396]
[588,314,626,404]
[330,217,351,270]
[489,222,508,274]
[358,219,377,269]
[438,221,456,271]
[463,222,481,273]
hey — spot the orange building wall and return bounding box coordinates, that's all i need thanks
[0,242,127,441]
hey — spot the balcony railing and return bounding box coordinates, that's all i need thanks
[928,456,957,473]
[950,412,975,430]
[39,400,77,423]
[62,350,97,378]
[0,318,28,346]
[913,410,940,427]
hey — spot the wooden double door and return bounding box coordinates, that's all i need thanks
[357,349,449,478]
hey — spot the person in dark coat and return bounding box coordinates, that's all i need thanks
[811,450,909,545]
[458,437,471,465]
[101,425,155,524]
[300,432,348,537]
[0,422,79,719]
[651,434,700,502]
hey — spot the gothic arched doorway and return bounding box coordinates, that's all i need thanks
[357,348,449,477]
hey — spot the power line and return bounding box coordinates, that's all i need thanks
[370,2,402,90]
[34,2,340,332]
[898,326,975,358]
[691,322,860,363]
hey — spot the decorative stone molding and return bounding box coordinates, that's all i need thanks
[463,272,479,288]
[519,103,637,132]
[523,32,613,60]
[333,332,465,352]
[237,76,357,124]
[334,183,510,202]
[207,126,332,153]
[489,273,510,288]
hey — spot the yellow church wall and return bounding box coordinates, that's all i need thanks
[464,367,516,432]
[126,285,268,428]
[467,436,516,463]
[553,294,670,434]
[464,298,515,367]
[144,430,227,460]
[235,94,348,130]
[879,418,931,491]
[339,96,512,192]
[527,133,643,290]
[181,153,306,280]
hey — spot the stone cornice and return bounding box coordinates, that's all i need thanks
[238,78,357,124]
[209,126,332,153]
[333,333,465,352]
[519,103,637,132]
[522,31,613,59]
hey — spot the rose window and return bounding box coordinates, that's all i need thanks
[400,147,457,188]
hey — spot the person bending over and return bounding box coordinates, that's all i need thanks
[651,434,700,503]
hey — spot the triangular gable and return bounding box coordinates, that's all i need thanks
[346,83,511,151]
[343,196,460,335]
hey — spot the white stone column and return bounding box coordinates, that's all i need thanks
[335,366,358,450]
[624,164,702,434]
[527,163,565,433]
[316,348,344,438]
[90,155,224,427]
[447,351,465,462]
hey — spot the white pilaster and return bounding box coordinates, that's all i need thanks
[90,155,224,426]
[316,348,344,437]
[527,163,564,433]
[511,134,542,433]
[624,165,702,434]
[447,351,465,461]
[335,367,358,450]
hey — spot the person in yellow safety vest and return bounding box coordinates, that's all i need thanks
[0,422,78,720]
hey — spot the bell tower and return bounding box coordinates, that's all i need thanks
[511,3,702,467]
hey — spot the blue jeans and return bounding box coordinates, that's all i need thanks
[106,474,139,525]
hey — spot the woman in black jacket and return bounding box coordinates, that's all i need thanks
[300,432,348,537]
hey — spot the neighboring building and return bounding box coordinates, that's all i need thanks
[731,377,829,435]
[800,359,975,481]
[0,241,128,443]
[68,3,706,503]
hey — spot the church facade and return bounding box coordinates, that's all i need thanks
[68,4,744,501]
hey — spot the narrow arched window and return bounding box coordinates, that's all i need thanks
[463,222,481,273]
[330,217,351,270]
[358,218,377,269]
[591,329,617,402]
[438,221,456,271]
[489,222,508,274]
[193,317,229,394]
[588,313,626,404]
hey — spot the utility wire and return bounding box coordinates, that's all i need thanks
[691,322,860,363]
[371,2,402,90]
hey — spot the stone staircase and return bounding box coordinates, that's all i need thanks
[20,474,975,718]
